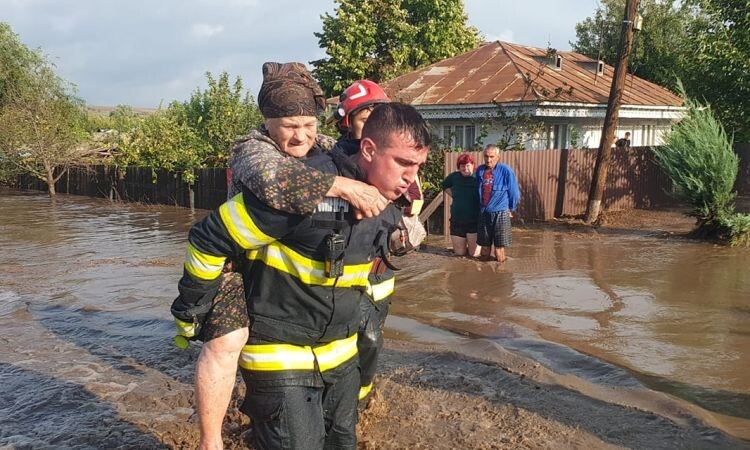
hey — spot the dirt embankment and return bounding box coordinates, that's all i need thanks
[199,336,745,450]
[526,207,697,236]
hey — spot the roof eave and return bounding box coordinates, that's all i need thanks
[413,102,686,120]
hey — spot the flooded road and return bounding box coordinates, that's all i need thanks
[1,189,749,447]
[392,229,750,439]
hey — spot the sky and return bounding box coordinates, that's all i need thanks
[1,0,601,108]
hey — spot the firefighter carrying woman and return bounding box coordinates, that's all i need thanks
[171,61,427,450]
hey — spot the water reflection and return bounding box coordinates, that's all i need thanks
[395,227,750,435]
[0,362,168,448]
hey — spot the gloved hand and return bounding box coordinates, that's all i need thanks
[173,317,201,349]
[170,292,213,349]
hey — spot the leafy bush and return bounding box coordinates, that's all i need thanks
[420,147,447,198]
[652,82,739,238]
[317,115,341,142]
[115,111,211,183]
[421,131,467,198]
[110,72,262,181]
[719,213,750,247]
[172,71,262,165]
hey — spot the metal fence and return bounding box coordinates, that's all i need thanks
[14,144,748,223]
[17,166,229,210]
[443,146,677,224]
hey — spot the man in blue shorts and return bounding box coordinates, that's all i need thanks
[476,144,520,263]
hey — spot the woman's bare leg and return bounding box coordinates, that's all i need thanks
[450,235,468,256]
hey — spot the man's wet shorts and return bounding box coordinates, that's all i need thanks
[477,210,512,248]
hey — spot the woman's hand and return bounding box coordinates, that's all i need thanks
[329,176,390,219]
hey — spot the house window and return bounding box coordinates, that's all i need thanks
[465,125,476,148]
[442,126,452,145]
[442,124,477,149]
[455,125,464,148]
[547,124,568,149]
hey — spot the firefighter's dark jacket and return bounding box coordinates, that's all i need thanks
[172,147,402,346]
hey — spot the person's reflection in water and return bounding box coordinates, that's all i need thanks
[436,260,516,339]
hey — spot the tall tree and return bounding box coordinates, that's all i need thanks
[683,0,750,142]
[173,71,263,164]
[573,0,750,141]
[312,0,480,96]
[572,0,696,90]
[0,23,89,197]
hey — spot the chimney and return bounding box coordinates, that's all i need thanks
[533,54,564,71]
[579,60,605,76]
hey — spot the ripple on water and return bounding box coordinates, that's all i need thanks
[0,289,23,317]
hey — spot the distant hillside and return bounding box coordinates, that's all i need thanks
[87,105,158,116]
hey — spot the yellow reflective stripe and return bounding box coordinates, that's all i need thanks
[239,334,358,372]
[175,318,196,338]
[219,193,275,249]
[366,276,395,302]
[247,243,372,287]
[313,334,359,372]
[409,198,424,217]
[339,262,374,288]
[184,243,225,280]
[358,382,373,400]
[239,343,316,371]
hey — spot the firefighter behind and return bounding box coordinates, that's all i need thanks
[332,79,426,403]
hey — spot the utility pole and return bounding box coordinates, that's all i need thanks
[585,0,641,223]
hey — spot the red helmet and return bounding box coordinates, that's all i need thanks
[334,80,390,129]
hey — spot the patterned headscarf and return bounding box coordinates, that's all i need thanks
[257,62,326,118]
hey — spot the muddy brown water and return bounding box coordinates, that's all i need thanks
[1,189,749,447]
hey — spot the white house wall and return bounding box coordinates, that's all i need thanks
[429,117,674,150]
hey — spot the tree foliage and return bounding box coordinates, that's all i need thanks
[572,0,750,141]
[0,23,44,107]
[171,71,263,165]
[108,105,139,132]
[420,141,449,198]
[115,111,211,183]
[312,0,480,95]
[652,82,749,245]
[683,0,750,142]
[1,24,262,189]
[571,0,696,90]
[0,22,89,196]
[112,71,263,181]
